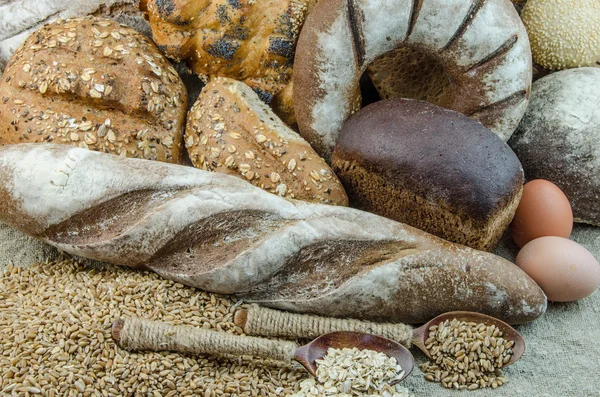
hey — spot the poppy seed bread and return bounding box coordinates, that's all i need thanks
[331,99,524,251]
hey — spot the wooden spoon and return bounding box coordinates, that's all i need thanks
[234,306,525,366]
[411,311,525,365]
[112,317,414,382]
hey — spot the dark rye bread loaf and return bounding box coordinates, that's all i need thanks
[0,143,545,324]
[331,99,524,251]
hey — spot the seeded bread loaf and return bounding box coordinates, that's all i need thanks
[185,77,348,206]
[0,143,546,324]
[0,0,151,70]
[0,16,187,162]
[137,0,318,126]
[331,99,524,252]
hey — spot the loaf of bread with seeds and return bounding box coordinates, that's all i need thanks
[0,16,187,163]
[185,77,348,206]
[0,143,547,324]
[137,0,317,126]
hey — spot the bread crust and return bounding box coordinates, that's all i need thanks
[186,77,348,205]
[294,0,532,159]
[0,16,187,162]
[332,98,524,251]
[138,0,317,125]
[0,143,547,324]
[509,68,600,226]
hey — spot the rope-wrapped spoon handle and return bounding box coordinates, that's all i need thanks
[235,305,414,347]
[112,318,298,362]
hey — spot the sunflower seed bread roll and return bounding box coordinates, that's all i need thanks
[0,144,547,324]
[0,17,187,163]
[185,77,348,206]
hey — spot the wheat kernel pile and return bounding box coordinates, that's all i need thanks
[0,260,311,396]
[291,347,413,397]
[419,319,513,390]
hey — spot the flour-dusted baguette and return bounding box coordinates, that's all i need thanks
[0,144,546,323]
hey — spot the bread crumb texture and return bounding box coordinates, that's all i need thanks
[0,260,309,395]
[138,0,317,125]
[185,77,348,206]
[521,0,600,70]
[0,16,188,163]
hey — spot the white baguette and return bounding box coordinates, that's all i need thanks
[0,144,547,323]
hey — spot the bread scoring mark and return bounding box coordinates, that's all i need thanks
[346,0,366,68]
[240,240,417,300]
[405,0,424,39]
[462,34,518,73]
[43,189,181,247]
[147,210,288,277]
[441,0,486,51]
[466,89,527,117]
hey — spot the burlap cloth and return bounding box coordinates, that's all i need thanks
[1,221,599,396]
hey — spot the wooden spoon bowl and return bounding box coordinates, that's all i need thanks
[411,311,525,366]
[295,331,414,382]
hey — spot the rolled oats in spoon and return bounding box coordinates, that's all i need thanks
[292,347,414,397]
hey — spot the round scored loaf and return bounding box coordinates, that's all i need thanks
[294,0,532,159]
[331,99,524,252]
[0,16,188,163]
[509,68,600,226]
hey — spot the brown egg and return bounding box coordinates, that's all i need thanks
[516,237,600,302]
[510,179,573,247]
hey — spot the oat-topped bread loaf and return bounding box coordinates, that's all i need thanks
[137,0,317,125]
[0,16,187,162]
[186,77,348,205]
[332,99,524,252]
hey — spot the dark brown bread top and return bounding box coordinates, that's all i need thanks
[0,16,187,163]
[333,99,524,222]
